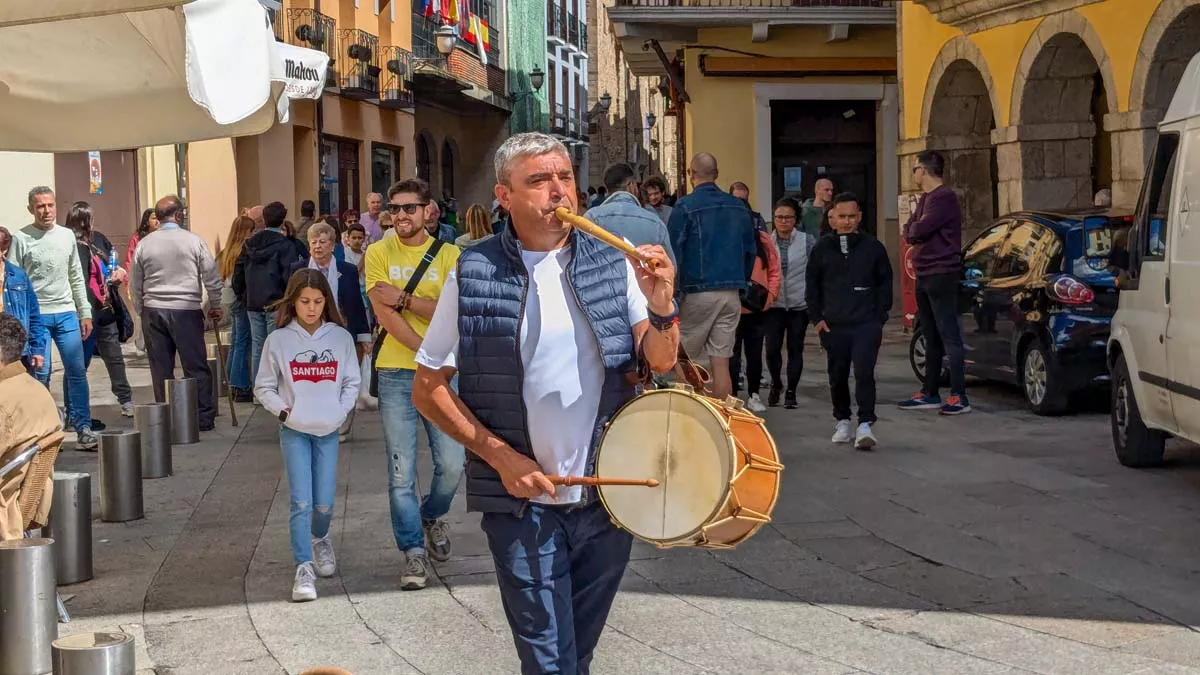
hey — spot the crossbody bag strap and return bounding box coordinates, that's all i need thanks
[370,239,446,395]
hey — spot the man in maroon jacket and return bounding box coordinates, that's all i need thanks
[898,150,971,415]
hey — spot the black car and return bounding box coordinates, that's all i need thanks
[909,209,1132,415]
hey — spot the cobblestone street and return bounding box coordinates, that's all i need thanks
[40,328,1200,674]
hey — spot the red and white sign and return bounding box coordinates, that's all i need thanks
[290,360,339,383]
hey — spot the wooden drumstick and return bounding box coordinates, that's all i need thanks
[554,207,663,269]
[549,475,660,487]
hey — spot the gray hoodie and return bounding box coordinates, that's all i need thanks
[772,229,817,310]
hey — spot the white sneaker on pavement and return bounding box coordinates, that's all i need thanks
[312,535,336,577]
[401,552,429,591]
[292,562,317,602]
[120,402,135,417]
[831,420,854,444]
[746,393,767,414]
[854,422,877,450]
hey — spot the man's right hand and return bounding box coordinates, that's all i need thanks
[496,451,556,500]
[814,320,830,334]
[369,281,405,308]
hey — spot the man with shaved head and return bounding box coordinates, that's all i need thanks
[801,177,834,237]
[247,205,265,231]
[667,153,759,399]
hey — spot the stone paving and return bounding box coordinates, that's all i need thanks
[41,327,1200,674]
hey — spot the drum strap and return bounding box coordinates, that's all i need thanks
[635,341,711,394]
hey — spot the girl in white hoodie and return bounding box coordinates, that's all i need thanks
[254,268,360,602]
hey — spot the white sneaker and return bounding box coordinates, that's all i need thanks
[831,420,854,444]
[120,402,135,417]
[312,535,336,577]
[292,562,317,602]
[854,422,877,450]
[746,393,767,414]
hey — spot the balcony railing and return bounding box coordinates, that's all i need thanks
[552,103,567,134]
[567,11,579,46]
[568,107,578,136]
[337,29,380,100]
[611,0,893,6]
[284,7,338,92]
[547,2,565,42]
[579,19,588,51]
[412,13,443,61]
[267,8,284,41]
[380,46,414,109]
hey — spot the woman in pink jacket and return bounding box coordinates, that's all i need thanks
[730,217,781,413]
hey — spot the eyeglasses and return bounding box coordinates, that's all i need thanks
[774,215,797,222]
[386,202,428,215]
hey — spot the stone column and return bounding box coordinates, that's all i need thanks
[992,121,1095,213]
[1105,110,1160,209]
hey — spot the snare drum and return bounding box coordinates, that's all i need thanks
[594,387,783,549]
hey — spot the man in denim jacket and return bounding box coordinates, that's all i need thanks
[667,153,758,398]
[584,163,676,267]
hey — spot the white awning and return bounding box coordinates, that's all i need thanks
[0,0,289,152]
[279,42,330,101]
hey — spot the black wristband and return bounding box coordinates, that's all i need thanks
[647,300,679,331]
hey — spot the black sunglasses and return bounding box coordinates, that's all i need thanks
[386,202,428,215]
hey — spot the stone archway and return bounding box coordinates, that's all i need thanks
[1112,0,1200,206]
[415,130,437,193]
[998,11,1117,211]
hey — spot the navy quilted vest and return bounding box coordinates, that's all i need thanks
[456,224,637,514]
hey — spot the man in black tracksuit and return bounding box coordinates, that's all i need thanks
[805,192,892,450]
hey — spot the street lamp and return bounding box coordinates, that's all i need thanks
[646,111,656,129]
[529,66,545,93]
[598,91,612,113]
[434,24,457,56]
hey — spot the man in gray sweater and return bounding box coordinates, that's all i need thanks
[130,195,223,431]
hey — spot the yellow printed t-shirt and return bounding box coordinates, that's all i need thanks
[365,235,461,370]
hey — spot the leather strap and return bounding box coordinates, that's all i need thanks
[634,341,711,394]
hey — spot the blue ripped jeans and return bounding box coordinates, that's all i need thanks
[377,368,465,554]
[279,425,339,565]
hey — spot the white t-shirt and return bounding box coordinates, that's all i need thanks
[415,246,649,505]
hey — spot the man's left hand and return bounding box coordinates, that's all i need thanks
[110,267,128,285]
[631,245,674,315]
[30,355,44,370]
[80,318,93,340]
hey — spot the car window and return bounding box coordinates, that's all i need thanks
[1135,132,1179,262]
[994,220,1059,279]
[962,222,1010,278]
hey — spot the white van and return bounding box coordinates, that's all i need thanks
[1108,51,1200,467]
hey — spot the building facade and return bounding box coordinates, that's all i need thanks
[900,0,1200,240]
[606,0,900,251]
[546,0,591,186]
[588,0,679,194]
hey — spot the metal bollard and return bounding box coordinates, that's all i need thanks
[134,403,172,479]
[99,430,143,523]
[51,632,135,675]
[167,378,198,445]
[47,472,93,585]
[0,538,58,675]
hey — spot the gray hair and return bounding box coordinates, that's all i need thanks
[494,132,571,186]
[307,222,337,243]
[27,186,53,204]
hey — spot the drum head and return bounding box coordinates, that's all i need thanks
[596,390,733,542]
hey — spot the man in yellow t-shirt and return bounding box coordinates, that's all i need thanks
[365,178,463,591]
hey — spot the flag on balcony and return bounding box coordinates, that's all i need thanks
[420,0,434,18]
[471,14,487,66]
[479,17,489,49]
[463,11,477,44]
[447,0,459,25]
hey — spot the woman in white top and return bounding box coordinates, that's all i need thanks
[254,269,360,602]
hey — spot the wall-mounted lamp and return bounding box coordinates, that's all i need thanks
[509,65,545,102]
[598,91,612,113]
[435,23,458,56]
[646,112,656,129]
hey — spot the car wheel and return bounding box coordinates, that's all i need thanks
[1021,341,1068,416]
[1111,354,1165,467]
[909,327,949,387]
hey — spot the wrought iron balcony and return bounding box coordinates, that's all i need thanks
[284,7,338,93]
[380,46,414,110]
[568,107,579,137]
[552,103,567,134]
[567,11,579,47]
[337,29,380,101]
[913,0,1089,33]
[579,19,588,52]
[547,2,566,43]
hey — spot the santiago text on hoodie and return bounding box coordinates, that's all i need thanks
[254,320,361,436]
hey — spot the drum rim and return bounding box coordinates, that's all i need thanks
[595,388,737,543]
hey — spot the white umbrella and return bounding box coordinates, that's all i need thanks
[0,0,295,152]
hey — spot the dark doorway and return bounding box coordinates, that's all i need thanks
[371,143,401,196]
[770,99,877,234]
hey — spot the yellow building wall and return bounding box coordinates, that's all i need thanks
[899,0,1171,140]
[683,25,898,203]
[185,139,241,254]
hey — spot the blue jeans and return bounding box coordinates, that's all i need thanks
[279,426,339,565]
[377,368,465,554]
[481,502,633,675]
[247,310,275,384]
[226,300,252,389]
[35,311,90,430]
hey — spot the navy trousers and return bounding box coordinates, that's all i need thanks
[481,501,633,675]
